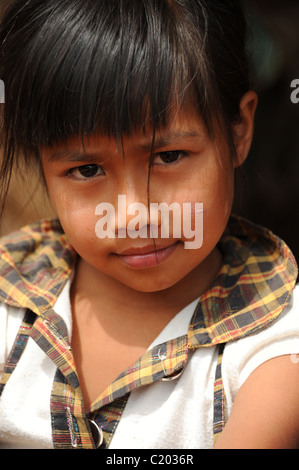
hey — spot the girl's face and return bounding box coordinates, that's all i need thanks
[41,109,239,293]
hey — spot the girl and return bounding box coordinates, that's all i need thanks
[0,0,298,449]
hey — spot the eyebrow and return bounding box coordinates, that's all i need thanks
[139,130,203,152]
[48,151,103,163]
[48,130,203,162]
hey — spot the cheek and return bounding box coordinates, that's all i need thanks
[202,170,234,256]
[168,163,234,219]
[61,208,98,247]
[46,186,99,252]
[178,158,234,248]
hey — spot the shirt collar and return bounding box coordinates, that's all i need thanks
[188,216,298,347]
[0,218,75,316]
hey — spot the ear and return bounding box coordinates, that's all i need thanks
[233,91,258,168]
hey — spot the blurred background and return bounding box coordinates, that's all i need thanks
[0,0,298,266]
[239,0,299,268]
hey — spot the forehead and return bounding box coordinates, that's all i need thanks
[44,109,207,161]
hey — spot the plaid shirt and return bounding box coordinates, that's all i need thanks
[0,215,297,448]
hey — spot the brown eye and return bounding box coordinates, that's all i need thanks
[68,164,105,179]
[155,151,188,165]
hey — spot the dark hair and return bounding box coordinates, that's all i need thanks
[0,0,251,205]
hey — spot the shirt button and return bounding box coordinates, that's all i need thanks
[88,419,104,448]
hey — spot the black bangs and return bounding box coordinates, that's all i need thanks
[0,0,251,163]
[0,0,215,155]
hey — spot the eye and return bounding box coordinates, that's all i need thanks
[154,150,188,166]
[67,164,105,180]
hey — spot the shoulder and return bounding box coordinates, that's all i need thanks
[215,351,299,448]
[0,218,70,257]
[0,219,76,315]
[217,284,299,448]
[223,283,299,391]
[0,218,73,272]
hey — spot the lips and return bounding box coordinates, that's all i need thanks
[115,241,180,269]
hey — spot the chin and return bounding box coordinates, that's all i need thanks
[119,273,182,293]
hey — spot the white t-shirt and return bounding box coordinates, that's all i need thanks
[0,283,299,449]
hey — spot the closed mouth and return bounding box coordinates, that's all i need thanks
[115,241,181,268]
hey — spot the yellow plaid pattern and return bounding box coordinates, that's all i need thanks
[0,215,297,448]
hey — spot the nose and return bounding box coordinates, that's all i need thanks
[113,173,153,239]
